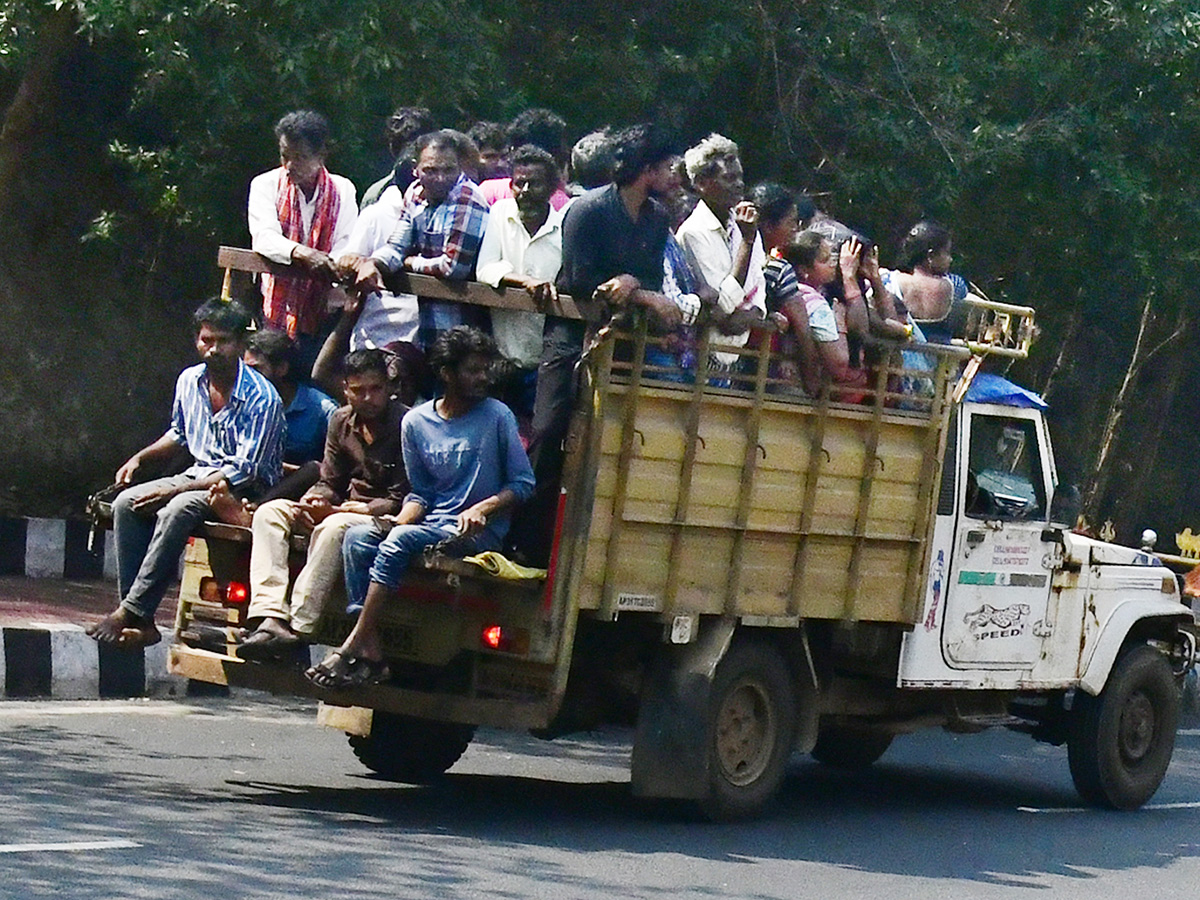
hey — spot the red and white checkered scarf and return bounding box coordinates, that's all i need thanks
[261,166,341,337]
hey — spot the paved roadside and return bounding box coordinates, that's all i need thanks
[0,576,184,700]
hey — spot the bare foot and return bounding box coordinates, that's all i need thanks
[207,481,252,527]
[86,607,158,648]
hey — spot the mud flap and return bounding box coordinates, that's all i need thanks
[630,617,736,800]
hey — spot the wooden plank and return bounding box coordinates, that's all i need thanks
[169,644,555,729]
[664,327,714,609]
[599,318,650,619]
[216,245,585,320]
[724,338,773,613]
[842,358,891,621]
[787,392,831,617]
[901,353,957,621]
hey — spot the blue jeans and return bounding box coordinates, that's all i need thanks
[341,521,501,612]
[643,346,693,385]
[113,474,212,620]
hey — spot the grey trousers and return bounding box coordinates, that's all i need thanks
[113,474,212,620]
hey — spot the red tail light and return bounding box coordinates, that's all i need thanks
[225,582,249,604]
[480,624,529,654]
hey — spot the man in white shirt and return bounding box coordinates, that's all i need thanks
[476,144,568,411]
[247,110,358,369]
[675,133,768,371]
[339,184,421,352]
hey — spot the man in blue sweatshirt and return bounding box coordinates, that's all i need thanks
[306,325,535,688]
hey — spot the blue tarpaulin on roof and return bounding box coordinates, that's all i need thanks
[963,373,1048,409]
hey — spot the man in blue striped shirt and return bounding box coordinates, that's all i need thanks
[87,299,286,649]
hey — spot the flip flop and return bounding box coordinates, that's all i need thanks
[236,628,299,662]
[305,651,391,689]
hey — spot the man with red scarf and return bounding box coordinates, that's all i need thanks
[248,110,358,370]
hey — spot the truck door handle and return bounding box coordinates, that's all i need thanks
[966,530,986,549]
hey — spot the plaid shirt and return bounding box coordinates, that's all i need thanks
[374,174,489,279]
[374,174,490,346]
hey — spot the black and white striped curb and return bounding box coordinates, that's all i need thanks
[0,625,183,699]
[0,517,115,580]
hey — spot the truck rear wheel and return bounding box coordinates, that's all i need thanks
[698,640,797,821]
[810,725,894,769]
[348,712,475,783]
[1067,644,1178,810]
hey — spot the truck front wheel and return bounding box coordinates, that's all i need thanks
[348,712,475,783]
[1067,644,1178,810]
[699,640,797,821]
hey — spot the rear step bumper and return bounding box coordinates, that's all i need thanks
[169,643,555,730]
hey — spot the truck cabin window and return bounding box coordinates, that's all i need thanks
[965,416,1046,520]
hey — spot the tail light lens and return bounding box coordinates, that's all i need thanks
[197,577,249,605]
[480,624,529,655]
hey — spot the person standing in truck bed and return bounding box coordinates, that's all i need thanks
[248,110,358,374]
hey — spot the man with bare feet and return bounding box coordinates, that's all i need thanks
[87,300,284,649]
[305,327,534,689]
[237,349,409,660]
[206,329,338,523]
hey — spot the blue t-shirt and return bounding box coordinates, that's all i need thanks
[401,397,536,544]
[284,383,338,465]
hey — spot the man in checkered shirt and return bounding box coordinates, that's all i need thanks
[349,130,491,350]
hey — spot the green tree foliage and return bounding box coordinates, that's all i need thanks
[0,0,1196,542]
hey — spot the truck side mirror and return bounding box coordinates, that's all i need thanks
[1049,484,1082,528]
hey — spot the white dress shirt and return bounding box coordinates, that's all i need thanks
[344,186,419,348]
[675,199,767,366]
[476,198,568,366]
[247,167,358,264]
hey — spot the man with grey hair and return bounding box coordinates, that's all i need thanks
[675,133,768,372]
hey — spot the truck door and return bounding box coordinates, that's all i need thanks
[941,406,1058,670]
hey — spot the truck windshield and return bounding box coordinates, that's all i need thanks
[965,415,1047,520]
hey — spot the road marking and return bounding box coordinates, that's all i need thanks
[0,703,199,718]
[0,839,141,854]
[1019,801,1200,814]
[0,701,315,725]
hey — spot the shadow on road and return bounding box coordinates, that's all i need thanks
[4,716,1200,897]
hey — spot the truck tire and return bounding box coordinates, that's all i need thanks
[698,640,797,821]
[348,712,475,783]
[810,725,894,769]
[1067,644,1179,810]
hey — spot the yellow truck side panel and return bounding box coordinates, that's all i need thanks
[576,352,948,624]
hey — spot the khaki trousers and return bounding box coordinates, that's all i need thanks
[246,500,375,635]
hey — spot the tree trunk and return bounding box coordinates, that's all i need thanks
[1083,291,1155,525]
[0,4,82,222]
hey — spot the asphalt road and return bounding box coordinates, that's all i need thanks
[3,696,1200,899]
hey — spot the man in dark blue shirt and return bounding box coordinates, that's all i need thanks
[519,124,683,564]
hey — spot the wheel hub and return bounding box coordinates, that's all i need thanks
[715,679,776,786]
[1118,690,1156,764]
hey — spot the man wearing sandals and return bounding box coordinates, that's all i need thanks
[87,300,285,649]
[237,348,409,661]
[306,326,535,689]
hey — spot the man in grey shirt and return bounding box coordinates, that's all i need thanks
[305,326,535,689]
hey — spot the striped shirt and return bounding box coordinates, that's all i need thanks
[167,360,286,488]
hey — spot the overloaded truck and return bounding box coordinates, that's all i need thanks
[168,248,1198,819]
